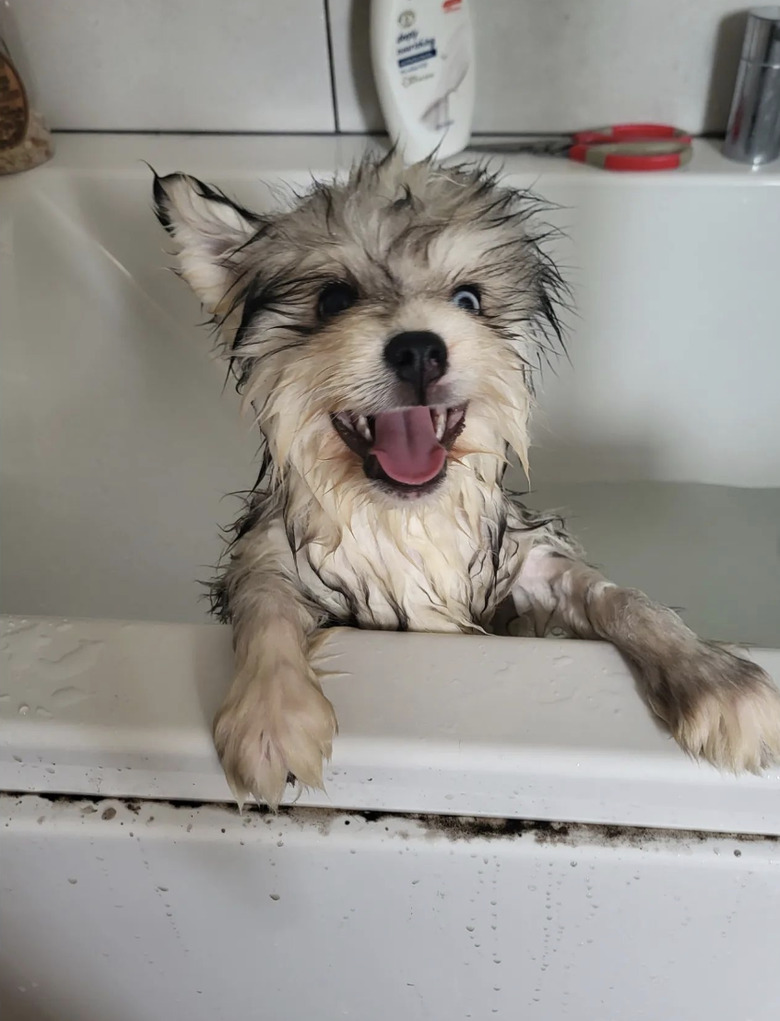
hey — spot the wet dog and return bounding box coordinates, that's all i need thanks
[154,154,780,808]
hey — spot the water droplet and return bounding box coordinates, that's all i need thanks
[41,638,103,672]
[18,704,30,716]
[68,878,78,885]
[0,693,9,702]
[569,861,577,868]
[35,706,53,719]
[466,925,475,932]
[50,686,88,708]
[269,893,280,901]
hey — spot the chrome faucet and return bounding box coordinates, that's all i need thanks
[723,6,780,165]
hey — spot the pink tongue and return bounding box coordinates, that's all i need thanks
[371,407,446,485]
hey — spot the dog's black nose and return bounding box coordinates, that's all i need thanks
[384,331,448,398]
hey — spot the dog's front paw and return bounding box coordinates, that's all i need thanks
[652,645,780,772]
[213,667,337,810]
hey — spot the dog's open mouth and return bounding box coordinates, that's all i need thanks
[331,406,466,494]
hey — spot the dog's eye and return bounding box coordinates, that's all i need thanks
[451,286,481,314]
[318,282,357,319]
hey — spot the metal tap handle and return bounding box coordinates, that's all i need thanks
[723,6,780,165]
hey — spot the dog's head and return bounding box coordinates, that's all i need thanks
[153,154,564,509]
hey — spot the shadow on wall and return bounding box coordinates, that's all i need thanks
[703,10,748,133]
[347,0,383,130]
[508,438,665,491]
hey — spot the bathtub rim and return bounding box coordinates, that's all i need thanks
[3,613,780,837]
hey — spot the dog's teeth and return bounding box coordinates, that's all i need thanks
[355,415,372,442]
[434,409,446,441]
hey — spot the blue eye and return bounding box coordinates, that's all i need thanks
[451,285,481,314]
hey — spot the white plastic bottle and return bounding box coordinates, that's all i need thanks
[371,0,475,163]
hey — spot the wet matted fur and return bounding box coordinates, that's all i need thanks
[153,153,780,808]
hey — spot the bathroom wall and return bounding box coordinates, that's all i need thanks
[10,0,747,135]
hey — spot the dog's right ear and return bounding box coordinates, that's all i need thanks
[153,171,263,314]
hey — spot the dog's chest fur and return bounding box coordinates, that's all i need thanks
[289,483,539,633]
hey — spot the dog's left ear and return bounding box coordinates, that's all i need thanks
[153,172,263,314]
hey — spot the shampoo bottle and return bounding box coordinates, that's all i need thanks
[371,0,475,163]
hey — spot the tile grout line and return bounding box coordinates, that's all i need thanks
[322,0,341,135]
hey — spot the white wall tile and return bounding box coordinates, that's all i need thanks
[329,0,747,135]
[5,0,750,136]
[9,0,335,132]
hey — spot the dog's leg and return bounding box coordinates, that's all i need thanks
[513,545,780,770]
[213,549,336,810]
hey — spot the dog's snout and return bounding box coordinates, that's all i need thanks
[384,331,448,396]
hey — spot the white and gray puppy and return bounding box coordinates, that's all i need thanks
[153,153,780,809]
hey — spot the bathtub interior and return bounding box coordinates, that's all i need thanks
[3,137,780,1021]
[1,137,778,647]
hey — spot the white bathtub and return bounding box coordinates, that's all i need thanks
[2,135,780,1020]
